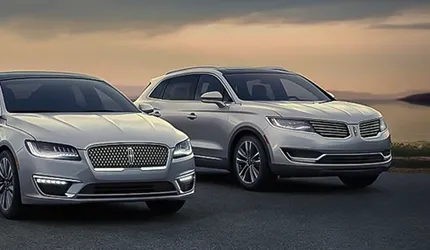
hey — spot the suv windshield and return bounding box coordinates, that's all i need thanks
[223,73,332,102]
[1,78,140,113]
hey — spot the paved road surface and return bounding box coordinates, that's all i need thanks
[1,170,429,250]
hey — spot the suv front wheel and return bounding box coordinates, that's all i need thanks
[232,135,276,191]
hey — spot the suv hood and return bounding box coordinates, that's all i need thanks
[6,113,187,149]
[245,100,382,123]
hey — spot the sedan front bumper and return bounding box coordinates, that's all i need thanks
[16,147,195,205]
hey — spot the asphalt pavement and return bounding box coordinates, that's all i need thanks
[1,169,430,250]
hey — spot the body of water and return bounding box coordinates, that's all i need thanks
[360,101,430,142]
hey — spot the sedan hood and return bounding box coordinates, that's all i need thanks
[245,100,382,123]
[6,113,188,149]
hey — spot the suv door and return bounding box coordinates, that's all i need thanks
[148,74,200,136]
[184,74,233,169]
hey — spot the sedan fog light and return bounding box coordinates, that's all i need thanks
[33,176,77,197]
[36,178,68,185]
[176,173,195,192]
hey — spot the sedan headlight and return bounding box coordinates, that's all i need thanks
[380,117,388,132]
[173,139,193,158]
[267,117,314,132]
[25,140,81,161]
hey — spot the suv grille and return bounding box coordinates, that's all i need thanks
[309,120,350,138]
[359,119,381,138]
[316,153,386,164]
[87,144,169,169]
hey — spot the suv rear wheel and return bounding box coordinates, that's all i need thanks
[232,135,276,191]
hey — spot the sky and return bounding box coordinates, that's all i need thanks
[0,0,430,95]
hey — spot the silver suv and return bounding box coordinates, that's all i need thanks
[134,66,392,191]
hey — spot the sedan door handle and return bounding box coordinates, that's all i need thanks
[187,113,197,120]
[152,110,161,117]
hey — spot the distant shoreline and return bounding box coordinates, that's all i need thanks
[398,93,430,106]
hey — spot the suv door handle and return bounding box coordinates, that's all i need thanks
[187,113,197,120]
[152,110,161,117]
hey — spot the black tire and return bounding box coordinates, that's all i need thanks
[146,200,186,214]
[0,150,24,220]
[339,175,379,189]
[232,135,276,191]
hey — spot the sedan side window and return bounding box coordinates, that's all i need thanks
[162,75,199,100]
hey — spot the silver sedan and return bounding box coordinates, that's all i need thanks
[0,71,195,220]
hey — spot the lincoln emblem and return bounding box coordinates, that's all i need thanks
[127,147,135,165]
[353,126,358,136]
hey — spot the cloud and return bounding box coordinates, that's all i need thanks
[371,22,430,30]
[1,0,429,37]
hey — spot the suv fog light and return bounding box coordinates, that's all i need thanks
[176,173,195,192]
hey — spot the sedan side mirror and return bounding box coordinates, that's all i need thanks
[201,91,226,108]
[138,103,155,114]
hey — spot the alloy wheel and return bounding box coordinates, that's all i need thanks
[0,157,14,211]
[235,140,261,184]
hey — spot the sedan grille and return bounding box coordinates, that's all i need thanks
[87,144,169,169]
[359,119,381,138]
[309,120,350,138]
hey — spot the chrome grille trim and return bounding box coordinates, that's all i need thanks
[86,143,170,170]
[309,120,350,138]
[359,119,381,138]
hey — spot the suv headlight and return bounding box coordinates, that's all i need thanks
[267,117,314,132]
[25,140,81,161]
[380,117,388,132]
[173,139,193,158]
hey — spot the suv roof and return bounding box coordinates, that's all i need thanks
[0,71,101,81]
[165,66,291,75]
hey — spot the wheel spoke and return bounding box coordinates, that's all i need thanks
[6,162,13,181]
[5,189,12,210]
[7,185,13,194]
[1,191,7,210]
[245,141,253,157]
[238,148,247,159]
[239,165,249,181]
[236,158,247,164]
[0,163,5,180]
[249,166,256,182]
[251,151,259,161]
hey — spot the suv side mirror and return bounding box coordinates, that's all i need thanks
[138,103,155,114]
[201,91,225,108]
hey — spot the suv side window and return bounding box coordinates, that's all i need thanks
[195,74,224,100]
[149,80,168,99]
[162,75,199,100]
[195,74,232,102]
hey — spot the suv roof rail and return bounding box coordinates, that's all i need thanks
[261,66,289,72]
[166,66,220,75]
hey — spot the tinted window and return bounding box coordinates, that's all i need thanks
[195,75,226,100]
[1,78,139,113]
[149,80,168,99]
[162,75,199,100]
[223,73,331,101]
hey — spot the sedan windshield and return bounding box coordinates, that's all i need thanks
[1,78,140,113]
[223,73,332,102]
